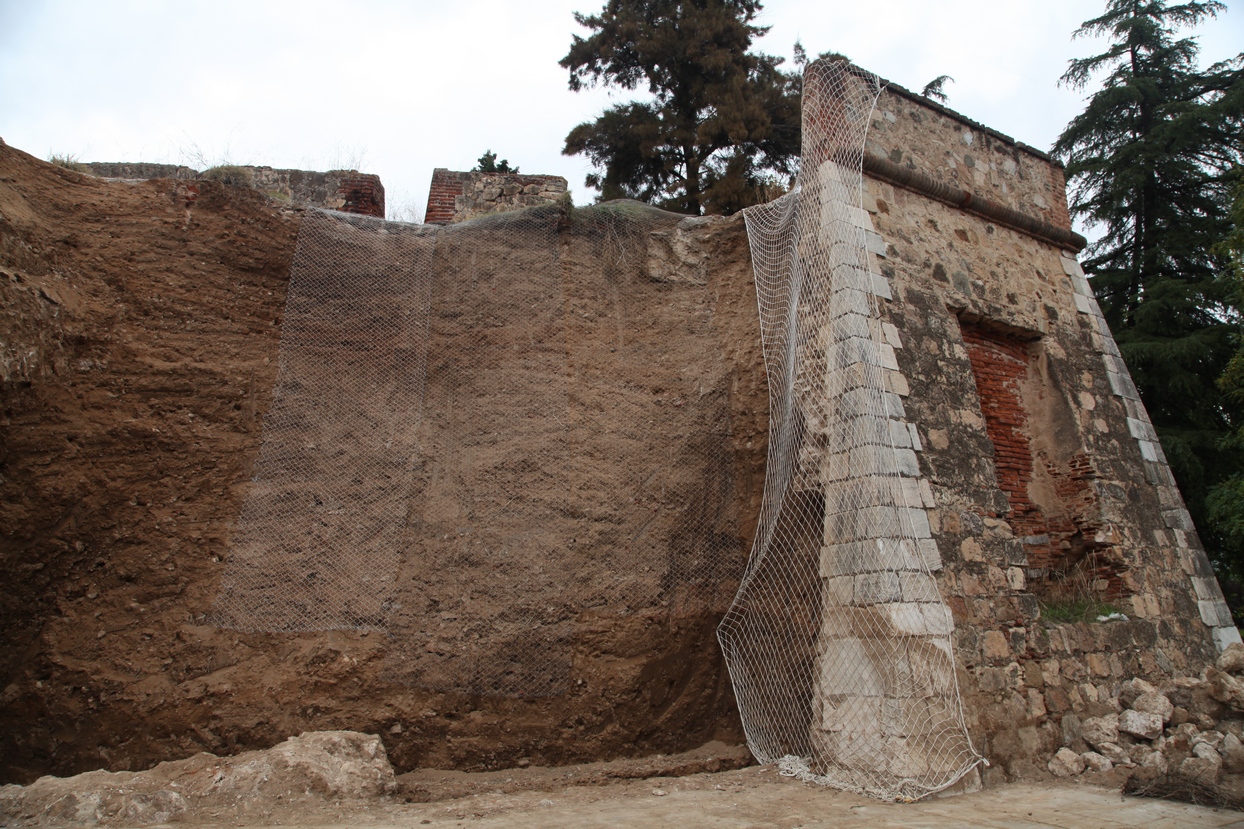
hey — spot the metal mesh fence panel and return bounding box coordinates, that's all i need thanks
[718,60,984,800]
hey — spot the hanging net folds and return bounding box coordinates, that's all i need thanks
[717,60,984,800]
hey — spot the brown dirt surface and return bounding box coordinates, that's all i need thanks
[0,140,767,784]
[6,741,1239,829]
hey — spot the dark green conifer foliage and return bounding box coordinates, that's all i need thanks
[560,0,801,215]
[1053,0,1244,575]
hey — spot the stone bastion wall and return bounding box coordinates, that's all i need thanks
[850,73,1238,781]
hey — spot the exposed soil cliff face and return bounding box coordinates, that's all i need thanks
[0,142,765,784]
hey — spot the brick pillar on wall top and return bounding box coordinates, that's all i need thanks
[425,169,465,225]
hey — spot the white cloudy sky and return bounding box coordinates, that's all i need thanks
[1,0,1241,223]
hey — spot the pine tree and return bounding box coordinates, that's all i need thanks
[560,0,800,215]
[1053,0,1244,560]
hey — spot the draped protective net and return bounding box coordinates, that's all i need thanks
[717,60,983,800]
[211,201,748,697]
[211,56,981,798]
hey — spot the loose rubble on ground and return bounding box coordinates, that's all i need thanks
[1046,641,1244,802]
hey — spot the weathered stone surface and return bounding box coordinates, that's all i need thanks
[1182,744,1223,784]
[1207,667,1244,709]
[1141,750,1169,774]
[1221,732,1244,773]
[1080,714,1119,751]
[1120,678,1158,709]
[1081,751,1113,773]
[1098,742,1132,766]
[1047,747,1085,778]
[0,731,395,826]
[1130,692,1174,724]
[1119,709,1164,741]
[1219,643,1244,675]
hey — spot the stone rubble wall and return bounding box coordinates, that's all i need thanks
[424,169,567,224]
[864,79,1072,234]
[84,163,385,217]
[857,80,1238,782]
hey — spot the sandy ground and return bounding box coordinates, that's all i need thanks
[158,769,1244,829]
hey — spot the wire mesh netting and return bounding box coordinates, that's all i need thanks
[213,57,980,799]
[717,60,984,800]
[211,211,435,631]
[212,202,750,697]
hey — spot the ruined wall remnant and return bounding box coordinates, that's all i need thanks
[84,162,385,217]
[424,169,567,224]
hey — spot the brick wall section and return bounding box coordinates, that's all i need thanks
[425,169,466,224]
[960,323,1121,596]
[337,173,384,218]
[960,326,1037,526]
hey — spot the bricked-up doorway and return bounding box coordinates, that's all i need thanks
[956,316,1129,601]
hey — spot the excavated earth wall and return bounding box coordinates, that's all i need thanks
[0,141,762,784]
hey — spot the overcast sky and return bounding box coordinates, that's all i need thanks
[2,0,1241,224]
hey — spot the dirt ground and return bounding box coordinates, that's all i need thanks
[80,767,1244,829]
[271,775,1244,829]
[6,735,1239,828]
[0,140,767,783]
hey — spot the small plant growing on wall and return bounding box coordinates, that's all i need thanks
[48,153,89,173]
[473,150,519,174]
[200,165,254,187]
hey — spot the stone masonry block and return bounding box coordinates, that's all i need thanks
[823,575,855,605]
[831,263,880,295]
[1139,440,1160,463]
[898,507,932,538]
[885,369,910,397]
[1108,370,1141,400]
[828,286,875,319]
[865,230,887,258]
[1060,256,1083,277]
[1163,508,1194,531]
[918,479,935,508]
[1123,397,1149,422]
[917,538,942,571]
[1214,627,1244,652]
[855,571,902,604]
[895,448,921,477]
[821,312,871,343]
[1127,417,1157,441]
[817,638,885,697]
[898,477,924,509]
[820,538,923,577]
[879,343,899,370]
[1192,576,1225,602]
[1200,600,1234,628]
[871,273,893,300]
[907,423,922,451]
[1073,293,1095,315]
[900,571,940,603]
[881,322,902,349]
[819,159,848,185]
